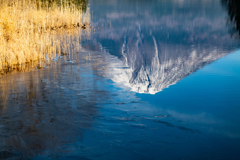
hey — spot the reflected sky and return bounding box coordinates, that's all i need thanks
[0,0,240,159]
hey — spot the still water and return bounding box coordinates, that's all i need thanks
[1,0,240,159]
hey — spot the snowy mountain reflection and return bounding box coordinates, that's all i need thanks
[86,0,240,94]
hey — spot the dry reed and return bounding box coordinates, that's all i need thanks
[0,0,90,74]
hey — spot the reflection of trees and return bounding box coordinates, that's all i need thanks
[222,0,240,38]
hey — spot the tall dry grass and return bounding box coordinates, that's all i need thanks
[0,0,90,74]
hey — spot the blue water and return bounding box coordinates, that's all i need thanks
[0,0,240,159]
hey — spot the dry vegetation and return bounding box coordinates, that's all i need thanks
[0,0,90,74]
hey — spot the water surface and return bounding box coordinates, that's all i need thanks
[0,0,240,159]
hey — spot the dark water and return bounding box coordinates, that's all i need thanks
[1,0,240,159]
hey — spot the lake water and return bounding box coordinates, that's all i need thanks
[0,0,240,159]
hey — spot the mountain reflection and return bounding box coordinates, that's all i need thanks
[87,0,240,94]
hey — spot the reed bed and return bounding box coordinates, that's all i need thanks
[0,0,90,74]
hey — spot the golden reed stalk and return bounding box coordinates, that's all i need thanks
[0,0,90,74]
